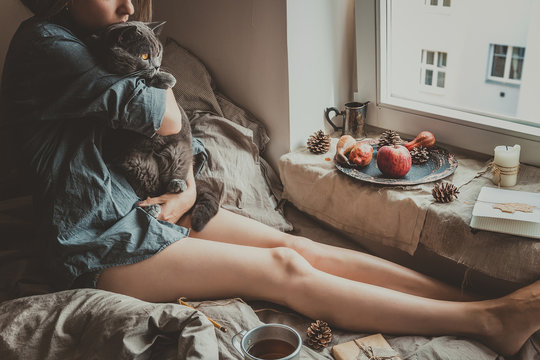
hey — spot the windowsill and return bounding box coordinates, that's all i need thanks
[485,78,522,87]
[356,92,540,167]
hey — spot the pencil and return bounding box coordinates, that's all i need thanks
[178,299,228,332]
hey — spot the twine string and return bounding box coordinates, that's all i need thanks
[355,343,399,360]
[487,161,520,187]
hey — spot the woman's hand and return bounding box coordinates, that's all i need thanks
[138,166,197,224]
[138,184,196,224]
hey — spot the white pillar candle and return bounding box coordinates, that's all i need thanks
[492,144,521,187]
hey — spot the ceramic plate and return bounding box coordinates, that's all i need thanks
[335,144,458,186]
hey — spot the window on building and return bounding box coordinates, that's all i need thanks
[420,50,447,89]
[488,44,526,84]
[426,0,451,7]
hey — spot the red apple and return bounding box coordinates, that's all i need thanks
[376,145,412,178]
[348,142,373,167]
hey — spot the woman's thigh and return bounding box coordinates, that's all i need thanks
[97,237,309,303]
[180,208,291,248]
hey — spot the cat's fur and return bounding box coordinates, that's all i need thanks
[94,21,219,232]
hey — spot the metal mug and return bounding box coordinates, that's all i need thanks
[232,323,302,360]
[325,101,369,138]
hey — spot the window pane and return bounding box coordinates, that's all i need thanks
[437,71,446,87]
[512,46,525,59]
[493,45,508,56]
[430,0,438,5]
[437,52,447,67]
[510,58,523,80]
[443,0,451,6]
[425,70,433,85]
[491,55,506,77]
[382,0,534,125]
[426,51,434,65]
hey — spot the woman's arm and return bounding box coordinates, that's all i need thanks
[138,165,197,224]
[156,88,182,136]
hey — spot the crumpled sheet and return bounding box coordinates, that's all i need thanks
[0,289,219,360]
[2,290,538,360]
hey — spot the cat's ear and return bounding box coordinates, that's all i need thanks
[147,21,167,36]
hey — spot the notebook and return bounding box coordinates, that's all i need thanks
[470,187,540,239]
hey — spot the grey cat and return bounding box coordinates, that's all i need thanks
[93,21,219,232]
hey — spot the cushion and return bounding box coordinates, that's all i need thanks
[161,38,223,118]
[162,39,292,231]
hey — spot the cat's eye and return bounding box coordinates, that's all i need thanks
[141,53,149,60]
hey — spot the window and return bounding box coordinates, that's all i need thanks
[488,44,526,84]
[426,0,451,7]
[420,50,447,89]
[354,0,540,167]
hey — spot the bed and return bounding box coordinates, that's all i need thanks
[0,38,538,360]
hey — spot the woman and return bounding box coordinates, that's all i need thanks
[2,0,539,357]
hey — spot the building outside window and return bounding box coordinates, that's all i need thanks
[357,0,540,166]
[488,44,526,84]
[380,0,536,120]
[426,0,451,7]
[420,50,447,89]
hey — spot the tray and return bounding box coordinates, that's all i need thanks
[335,144,458,186]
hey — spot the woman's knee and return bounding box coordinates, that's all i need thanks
[270,246,313,279]
[282,235,322,265]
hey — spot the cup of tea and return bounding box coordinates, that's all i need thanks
[232,323,302,360]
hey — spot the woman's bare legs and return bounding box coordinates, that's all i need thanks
[97,238,540,356]
[180,208,475,301]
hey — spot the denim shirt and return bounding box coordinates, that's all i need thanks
[1,18,205,290]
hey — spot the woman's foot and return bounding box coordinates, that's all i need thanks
[479,279,540,356]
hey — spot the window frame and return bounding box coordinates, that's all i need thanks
[354,0,540,167]
[420,50,447,92]
[486,44,525,85]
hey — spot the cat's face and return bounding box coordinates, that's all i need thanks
[97,21,165,76]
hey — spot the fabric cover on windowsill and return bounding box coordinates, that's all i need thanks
[279,135,540,284]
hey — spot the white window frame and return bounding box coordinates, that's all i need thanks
[420,50,447,92]
[354,0,540,167]
[487,44,525,85]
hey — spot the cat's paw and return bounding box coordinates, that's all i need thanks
[144,204,162,218]
[168,179,187,193]
[150,71,176,89]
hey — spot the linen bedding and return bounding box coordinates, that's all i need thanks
[0,38,538,360]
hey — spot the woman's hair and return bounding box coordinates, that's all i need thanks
[20,0,153,21]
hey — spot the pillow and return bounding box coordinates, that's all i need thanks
[215,91,270,153]
[161,38,223,118]
[190,112,292,231]
[161,37,291,231]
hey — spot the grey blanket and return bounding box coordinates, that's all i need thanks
[1,289,539,360]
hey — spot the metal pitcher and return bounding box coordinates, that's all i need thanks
[325,101,369,139]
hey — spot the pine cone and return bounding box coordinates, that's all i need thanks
[306,320,332,350]
[410,146,430,164]
[378,130,403,148]
[307,130,331,154]
[432,182,459,203]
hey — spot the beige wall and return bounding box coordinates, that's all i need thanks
[287,0,355,151]
[154,0,290,171]
[0,0,32,83]
[155,0,356,170]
